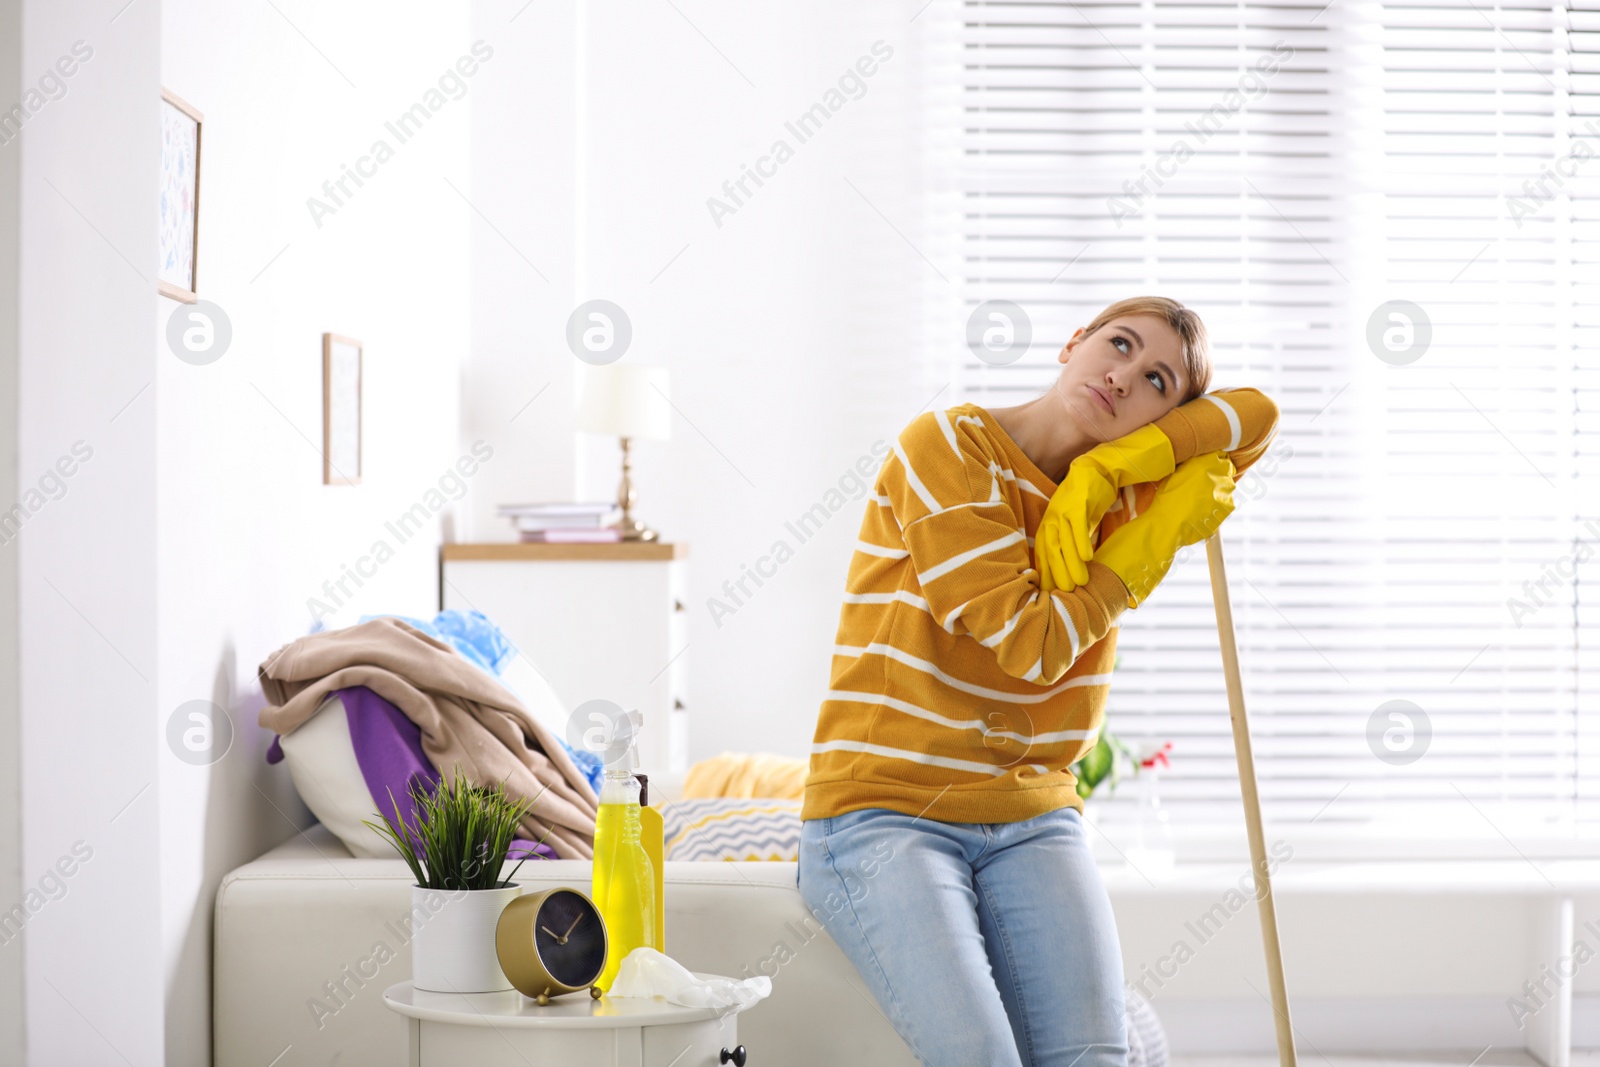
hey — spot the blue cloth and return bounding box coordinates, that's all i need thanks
[358,609,516,675]
[797,806,1128,1066]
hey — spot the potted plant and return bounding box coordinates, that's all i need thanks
[364,769,550,993]
[1072,729,1137,803]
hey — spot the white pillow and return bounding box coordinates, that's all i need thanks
[496,654,569,743]
[278,695,394,858]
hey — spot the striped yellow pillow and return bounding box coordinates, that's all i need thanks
[659,798,802,861]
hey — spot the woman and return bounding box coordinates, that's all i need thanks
[796,295,1280,1066]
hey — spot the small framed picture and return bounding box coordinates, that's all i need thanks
[322,334,362,486]
[158,88,202,304]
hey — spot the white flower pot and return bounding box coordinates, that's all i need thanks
[410,883,521,993]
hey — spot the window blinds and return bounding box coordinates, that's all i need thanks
[1575,1,1600,819]
[956,0,1598,842]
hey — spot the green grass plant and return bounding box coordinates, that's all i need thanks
[363,769,554,891]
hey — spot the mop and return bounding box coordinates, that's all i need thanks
[1203,532,1298,1066]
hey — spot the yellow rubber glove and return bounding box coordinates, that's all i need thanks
[1093,450,1237,608]
[1036,423,1177,593]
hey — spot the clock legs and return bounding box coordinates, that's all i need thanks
[530,984,601,1006]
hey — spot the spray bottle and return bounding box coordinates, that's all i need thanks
[591,710,656,992]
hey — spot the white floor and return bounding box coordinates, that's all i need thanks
[1174,1056,1600,1066]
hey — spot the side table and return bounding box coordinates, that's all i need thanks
[383,979,751,1067]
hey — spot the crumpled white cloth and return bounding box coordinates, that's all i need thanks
[607,947,772,1012]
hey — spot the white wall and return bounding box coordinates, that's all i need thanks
[7,1,475,1063]
[154,3,475,1063]
[465,0,957,765]
[0,0,23,1058]
[461,1,579,544]
[18,1,164,1062]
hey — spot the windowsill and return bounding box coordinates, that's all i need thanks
[1084,817,1600,871]
[1096,854,1600,894]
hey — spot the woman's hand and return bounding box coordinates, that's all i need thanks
[1091,450,1237,608]
[1036,509,1096,593]
[1035,422,1177,592]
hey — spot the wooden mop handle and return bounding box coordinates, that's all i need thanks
[1203,533,1297,1067]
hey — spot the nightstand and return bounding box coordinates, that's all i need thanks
[383,980,750,1066]
[440,542,689,774]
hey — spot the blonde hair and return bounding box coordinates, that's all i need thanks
[1078,296,1212,404]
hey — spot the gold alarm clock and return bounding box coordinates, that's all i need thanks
[496,887,609,1005]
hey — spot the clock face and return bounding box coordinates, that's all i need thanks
[532,889,607,987]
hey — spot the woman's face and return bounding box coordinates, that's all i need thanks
[1050,313,1188,440]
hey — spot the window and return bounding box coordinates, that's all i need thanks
[956,0,1599,849]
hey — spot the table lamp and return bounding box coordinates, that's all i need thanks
[576,364,672,542]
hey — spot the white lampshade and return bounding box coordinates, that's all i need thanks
[576,364,672,441]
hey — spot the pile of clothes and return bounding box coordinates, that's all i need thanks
[258,611,601,859]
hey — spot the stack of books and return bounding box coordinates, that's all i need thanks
[497,503,623,543]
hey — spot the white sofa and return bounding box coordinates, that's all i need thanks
[213,775,919,1067]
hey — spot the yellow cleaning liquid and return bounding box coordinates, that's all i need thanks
[592,772,656,992]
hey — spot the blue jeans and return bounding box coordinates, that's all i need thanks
[796,805,1128,1067]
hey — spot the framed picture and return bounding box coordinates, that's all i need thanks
[322,334,362,486]
[158,88,203,303]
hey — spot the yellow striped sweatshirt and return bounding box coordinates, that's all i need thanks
[800,389,1281,824]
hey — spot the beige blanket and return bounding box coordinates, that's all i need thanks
[258,617,599,860]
